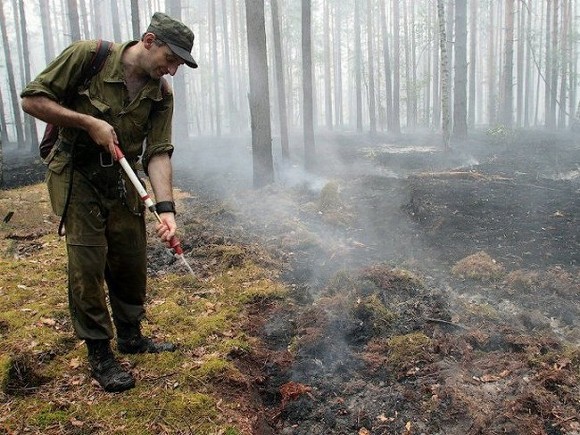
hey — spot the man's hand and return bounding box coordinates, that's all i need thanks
[155,212,177,247]
[85,118,119,157]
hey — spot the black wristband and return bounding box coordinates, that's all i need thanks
[155,201,176,214]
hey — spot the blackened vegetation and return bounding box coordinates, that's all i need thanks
[169,131,579,434]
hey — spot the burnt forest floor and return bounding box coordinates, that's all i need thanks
[1,128,579,435]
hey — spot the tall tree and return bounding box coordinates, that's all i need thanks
[468,0,477,128]
[167,0,190,142]
[488,2,496,125]
[432,0,440,128]
[323,0,332,129]
[501,0,514,127]
[221,0,236,133]
[392,0,401,133]
[354,0,363,132]
[367,0,377,134]
[67,0,81,41]
[131,0,141,40]
[0,1,25,148]
[39,0,55,62]
[333,2,344,127]
[271,0,290,159]
[437,0,451,149]
[549,0,559,127]
[557,0,569,128]
[453,0,468,137]
[245,0,274,187]
[380,0,394,132]
[302,0,315,169]
[18,0,39,151]
[210,0,221,136]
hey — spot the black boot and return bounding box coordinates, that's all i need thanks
[117,324,176,354]
[86,339,135,392]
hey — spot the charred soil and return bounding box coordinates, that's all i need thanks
[2,130,579,435]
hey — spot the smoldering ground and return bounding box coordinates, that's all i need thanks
[168,129,579,434]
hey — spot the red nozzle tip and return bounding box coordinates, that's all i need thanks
[169,236,183,255]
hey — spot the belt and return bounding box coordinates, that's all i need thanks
[58,140,136,168]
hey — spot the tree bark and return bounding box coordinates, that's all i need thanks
[18,0,39,151]
[380,0,394,132]
[0,1,25,148]
[67,0,81,41]
[453,0,468,137]
[131,0,141,40]
[271,0,290,159]
[392,0,401,133]
[468,0,477,128]
[437,0,451,149]
[302,0,315,170]
[323,0,332,130]
[354,0,363,132]
[367,0,377,134]
[245,0,274,187]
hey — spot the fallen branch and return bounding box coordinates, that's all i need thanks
[423,317,469,330]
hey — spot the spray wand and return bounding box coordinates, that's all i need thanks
[112,144,195,278]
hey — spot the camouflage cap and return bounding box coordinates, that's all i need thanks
[147,12,198,68]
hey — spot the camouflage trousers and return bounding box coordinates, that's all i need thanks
[46,150,147,340]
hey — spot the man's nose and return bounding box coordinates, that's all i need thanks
[168,65,179,76]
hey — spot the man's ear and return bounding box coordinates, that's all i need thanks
[143,32,156,48]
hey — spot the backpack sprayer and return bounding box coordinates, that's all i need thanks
[112,144,195,278]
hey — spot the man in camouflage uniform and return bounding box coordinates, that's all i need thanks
[20,12,197,392]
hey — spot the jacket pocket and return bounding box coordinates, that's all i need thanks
[46,150,71,216]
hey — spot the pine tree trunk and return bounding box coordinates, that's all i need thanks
[245,0,273,187]
[367,0,377,134]
[0,1,25,148]
[210,0,221,136]
[380,0,394,132]
[131,0,140,40]
[334,3,343,127]
[354,0,363,132]
[437,0,451,149]
[39,0,55,62]
[271,0,290,159]
[67,0,81,41]
[18,0,39,152]
[550,0,559,127]
[221,0,235,133]
[453,0,468,138]
[392,0,401,133]
[502,0,514,127]
[557,0,569,128]
[324,0,332,130]
[468,0,476,127]
[524,0,533,127]
[488,3,496,125]
[302,0,316,169]
[432,0,440,128]
[544,0,553,127]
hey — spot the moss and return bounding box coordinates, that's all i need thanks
[504,269,541,293]
[326,270,358,295]
[359,264,425,293]
[319,181,341,210]
[452,251,505,281]
[0,353,11,392]
[197,356,234,379]
[352,294,396,336]
[386,332,432,372]
[35,407,71,428]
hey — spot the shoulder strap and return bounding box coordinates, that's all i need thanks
[82,39,112,84]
